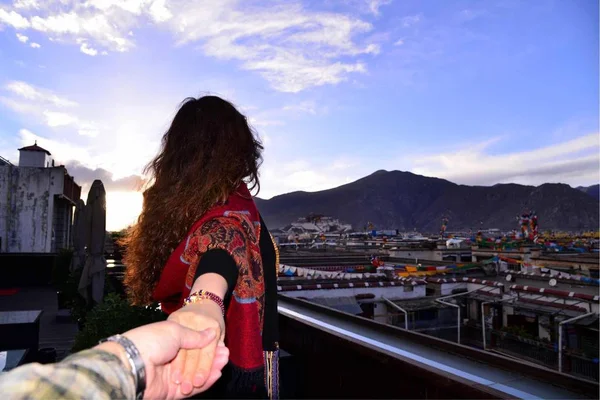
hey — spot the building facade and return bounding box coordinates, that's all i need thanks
[0,143,81,253]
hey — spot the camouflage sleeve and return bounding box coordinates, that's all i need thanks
[0,349,136,399]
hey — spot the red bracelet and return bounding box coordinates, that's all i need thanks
[183,290,225,316]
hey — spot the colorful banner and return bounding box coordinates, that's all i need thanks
[440,217,449,239]
[390,261,483,277]
[279,264,385,280]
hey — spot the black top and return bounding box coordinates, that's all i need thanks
[193,216,278,350]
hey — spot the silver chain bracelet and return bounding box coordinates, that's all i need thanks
[100,334,146,399]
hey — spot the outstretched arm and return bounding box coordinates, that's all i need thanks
[0,321,229,400]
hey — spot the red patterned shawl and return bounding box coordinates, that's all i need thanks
[152,184,267,387]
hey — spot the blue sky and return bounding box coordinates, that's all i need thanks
[0,0,598,230]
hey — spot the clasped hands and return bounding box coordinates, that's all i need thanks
[103,300,227,400]
[167,300,227,397]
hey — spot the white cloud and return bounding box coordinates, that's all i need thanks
[29,11,133,52]
[259,132,600,200]
[41,111,99,136]
[16,124,149,184]
[260,157,359,199]
[4,76,168,181]
[368,0,392,16]
[5,81,78,107]
[30,41,40,48]
[13,0,40,9]
[84,0,145,14]
[148,0,172,22]
[13,108,159,180]
[284,14,372,53]
[80,42,98,56]
[43,111,77,127]
[0,8,30,28]
[2,3,135,53]
[1,0,378,92]
[16,33,28,42]
[0,96,39,114]
[244,55,367,93]
[162,1,377,92]
[3,81,99,136]
[409,133,600,186]
[18,128,93,164]
[394,39,404,46]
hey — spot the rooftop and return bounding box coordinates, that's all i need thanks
[18,142,51,156]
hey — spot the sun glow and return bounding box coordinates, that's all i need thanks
[105,191,143,231]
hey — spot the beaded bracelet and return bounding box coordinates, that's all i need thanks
[184,290,225,316]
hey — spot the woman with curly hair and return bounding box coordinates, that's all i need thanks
[122,95,279,399]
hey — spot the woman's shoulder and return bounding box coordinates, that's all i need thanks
[188,211,258,242]
[198,211,258,233]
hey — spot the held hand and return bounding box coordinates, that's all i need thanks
[167,301,226,396]
[99,320,229,400]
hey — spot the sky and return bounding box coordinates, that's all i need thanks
[0,0,598,231]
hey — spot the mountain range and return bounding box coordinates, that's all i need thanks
[256,170,599,232]
[577,184,600,201]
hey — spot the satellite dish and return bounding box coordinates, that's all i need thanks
[549,278,557,287]
[506,274,512,282]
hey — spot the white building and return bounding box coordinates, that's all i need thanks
[286,216,353,236]
[0,143,81,253]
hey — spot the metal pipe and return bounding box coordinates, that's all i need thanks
[435,286,500,345]
[481,296,517,350]
[481,301,487,350]
[558,311,596,373]
[382,297,408,330]
[436,298,461,344]
[435,286,499,344]
[437,286,496,301]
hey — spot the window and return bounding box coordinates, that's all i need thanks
[404,285,414,292]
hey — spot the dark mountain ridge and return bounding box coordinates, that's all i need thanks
[255,170,599,232]
[577,184,600,201]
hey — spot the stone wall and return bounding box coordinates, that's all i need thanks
[0,165,66,253]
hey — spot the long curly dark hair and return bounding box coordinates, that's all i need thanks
[122,96,263,305]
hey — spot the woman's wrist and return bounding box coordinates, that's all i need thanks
[184,290,225,315]
[184,298,224,318]
[190,273,228,301]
